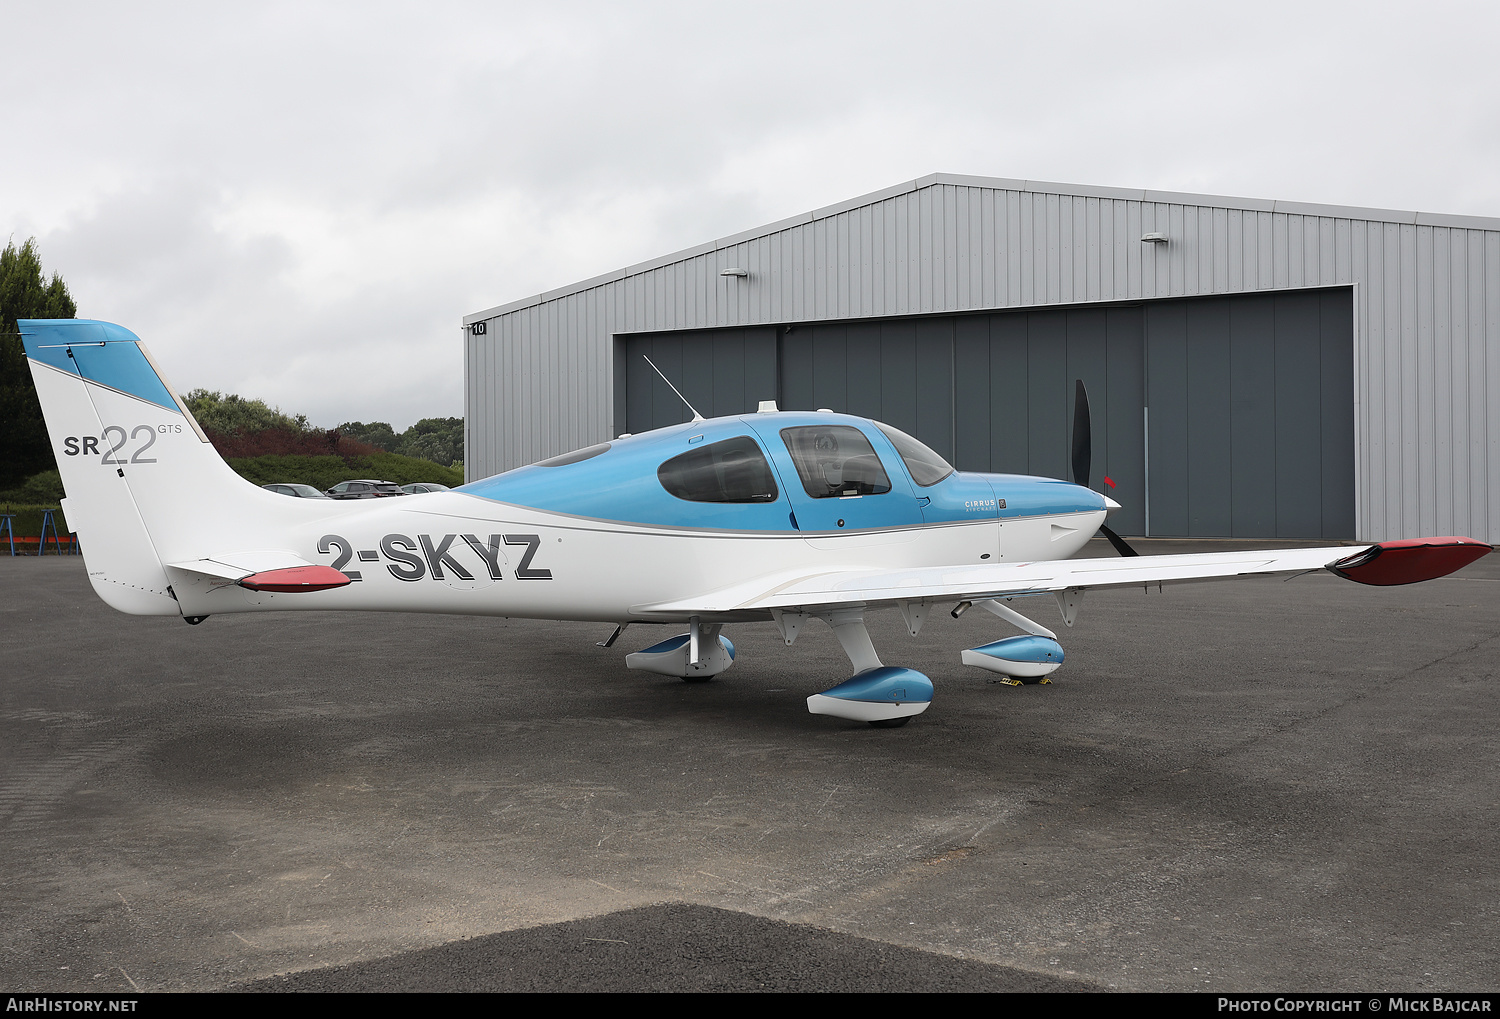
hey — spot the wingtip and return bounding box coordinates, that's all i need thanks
[1327,537,1492,586]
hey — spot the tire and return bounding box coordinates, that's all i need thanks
[868,716,911,728]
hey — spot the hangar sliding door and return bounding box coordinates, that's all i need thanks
[621,288,1353,539]
[1144,289,1354,540]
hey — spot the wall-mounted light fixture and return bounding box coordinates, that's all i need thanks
[1140,232,1168,245]
[720,267,748,278]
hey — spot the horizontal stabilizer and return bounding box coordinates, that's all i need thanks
[165,552,349,610]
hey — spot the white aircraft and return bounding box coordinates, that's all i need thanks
[21,319,1492,727]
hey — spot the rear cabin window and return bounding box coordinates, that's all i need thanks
[780,425,893,498]
[657,436,779,503]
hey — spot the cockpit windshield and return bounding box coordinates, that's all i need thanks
[874,423,954,487]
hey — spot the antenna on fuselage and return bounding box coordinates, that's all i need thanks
[642,355,704,422]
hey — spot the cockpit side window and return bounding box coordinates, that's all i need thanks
[658,435,779,503]
[874,422,954,487]
[779,425,893,498]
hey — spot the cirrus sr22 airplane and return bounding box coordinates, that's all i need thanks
[20,319,1493,728]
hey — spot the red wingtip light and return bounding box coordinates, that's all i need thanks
[1328,537,1492,586]
[237,565,352,593]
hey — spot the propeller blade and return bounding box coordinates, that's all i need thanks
[1073,378,1140,557]
[1099,524,1141,558]
[1071,379,1091,489]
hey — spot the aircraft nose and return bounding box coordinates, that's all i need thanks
[1104,496,1122,512]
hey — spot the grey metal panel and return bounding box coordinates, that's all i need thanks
[879,320,918,436]
[1399,223,1420,536]
[1273,291,1325,537]
[914,317,954,462]
[1432,228,1453,531]
[747,328,778,411]
[953,316,991,472]
[989,312,1029,475]
[845,321,882,422]
[1186,299,1233,535]
[1417,225,1437,534]
[1320,290,1357,539]
[1463,231,1483,535]
[779,327,814,413]
[1145,302,1189,536]
[1104,308,1145,535]
[1026,312,1068,480]
[710,330,740,415]
[1487,231,1500,542]
[1230,296,1278,537]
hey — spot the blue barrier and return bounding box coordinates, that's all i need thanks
[37,510,61,556]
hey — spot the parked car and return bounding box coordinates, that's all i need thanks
[261,483,331,499]
[400,483,451,495]
[325,479,406,499]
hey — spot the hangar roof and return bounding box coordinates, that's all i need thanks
[466,172,1500,324]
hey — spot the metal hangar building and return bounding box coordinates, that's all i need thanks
[463,174,1500,544]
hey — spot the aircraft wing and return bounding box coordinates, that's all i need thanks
[636,538,1491,618]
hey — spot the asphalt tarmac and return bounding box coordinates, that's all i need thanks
[1,539,1497,993]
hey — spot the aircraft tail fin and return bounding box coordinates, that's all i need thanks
[20,319,305,615]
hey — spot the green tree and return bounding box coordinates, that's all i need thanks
[336,420,398,451]
[396,416,464,466]
[0,238,76,488]
[184,388,307,435]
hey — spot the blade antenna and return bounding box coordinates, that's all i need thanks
[642,355,704,422]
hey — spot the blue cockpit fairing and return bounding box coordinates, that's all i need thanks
[458,411,1110,533]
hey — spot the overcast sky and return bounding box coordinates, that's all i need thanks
[5,1,1497,430]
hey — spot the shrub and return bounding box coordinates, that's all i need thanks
[225,452,463,490]
[0,504,69,538]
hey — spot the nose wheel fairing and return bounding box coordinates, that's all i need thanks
[960,634,1065,678]
[960,596,1072,684]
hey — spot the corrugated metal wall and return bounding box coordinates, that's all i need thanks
[466,173,1500,543]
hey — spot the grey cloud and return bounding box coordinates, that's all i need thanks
[4,0,1499,430]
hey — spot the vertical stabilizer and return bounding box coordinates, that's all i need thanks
[19,319,317,615]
